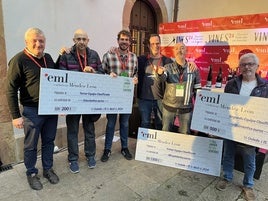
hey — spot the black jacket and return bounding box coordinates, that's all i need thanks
[57,45,104,74]
[6,51,55,119]
[137,55,173,99]
[224,74,268,98]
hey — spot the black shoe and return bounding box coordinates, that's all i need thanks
[121,148,133,160]
[101,149,111,162]
[27,174,43,190]
[43,169,59,184]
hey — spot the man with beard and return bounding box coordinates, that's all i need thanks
[101,30,138,162]
[57,29,104,173]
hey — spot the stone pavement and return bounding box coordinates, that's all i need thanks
[0,133,268,201]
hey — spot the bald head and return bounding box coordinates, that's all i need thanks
[174,42,187,58]
[174,42,186,51]
[73,29,89,52]
[73,29,88,39]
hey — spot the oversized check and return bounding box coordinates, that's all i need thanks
[135,127,223,176]
[38,68,134,114]
[191,90,268,149]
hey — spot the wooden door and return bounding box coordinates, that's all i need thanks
[130,0,157,56]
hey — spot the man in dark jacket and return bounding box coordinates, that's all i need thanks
[6,27,59,190]
[137,34,173,130]
[57,29,103,173]
[216,53,268,201]
[157,42,201,134]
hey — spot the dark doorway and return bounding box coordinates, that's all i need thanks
[129,0,157,56]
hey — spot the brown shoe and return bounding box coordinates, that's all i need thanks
[216,179,230,191]
[242,186,256,201]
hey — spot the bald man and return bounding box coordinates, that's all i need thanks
[157,42,201,134]
[57,29,104,173]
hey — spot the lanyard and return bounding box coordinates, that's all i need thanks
[176,63,184,83]
[24,49,47,68]
[147,54,162,68]
[179,73,184,83]
[116,51,129,70]
[76,50,87,71]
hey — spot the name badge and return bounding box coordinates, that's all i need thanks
[120,72,128,77]
[176,84,184,97]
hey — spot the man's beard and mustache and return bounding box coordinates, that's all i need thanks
[119,43,129,51]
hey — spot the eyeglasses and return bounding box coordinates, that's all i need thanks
[75,37,88,41]
[239,62,256,67]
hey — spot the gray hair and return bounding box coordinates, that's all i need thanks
[24,27,45,40]
[239,53,259,65]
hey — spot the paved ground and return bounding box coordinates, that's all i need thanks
[0,133,268,201]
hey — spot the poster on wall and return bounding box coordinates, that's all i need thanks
[159,13,268,86]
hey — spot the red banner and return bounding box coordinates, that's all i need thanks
[159,13,268,86]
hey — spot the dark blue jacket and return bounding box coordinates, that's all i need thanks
[137,55,173,99]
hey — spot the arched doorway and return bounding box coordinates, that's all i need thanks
[122,0,169,56]
[122,0,169,137]
[129,0,156,56]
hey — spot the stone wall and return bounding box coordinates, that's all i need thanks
[0,0,16,165]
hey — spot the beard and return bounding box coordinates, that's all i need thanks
[119,43,129,51]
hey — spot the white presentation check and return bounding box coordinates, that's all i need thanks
[191,90,268,149]
[39,68,134,114]
[135,128,223,176]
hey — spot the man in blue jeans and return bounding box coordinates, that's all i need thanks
[6,27,59,190]
[101,30,138,162]
[216,53,268,201]
[157,42,201,134]
[137,34,173,130]
[57,29,103,173]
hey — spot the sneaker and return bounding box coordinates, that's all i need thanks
[121,148,133,160]
[242,186,256,201]
[87,156,96,169]
[27,173,43,190]
[43,169,59,184]
[69,161,79,173]
[216,179,230,191]
[101,149,111,162]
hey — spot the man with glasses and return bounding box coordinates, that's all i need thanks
[57,29,104,173]
[137,34,173,130]
[101,30,138,162]
[216,53,268,201]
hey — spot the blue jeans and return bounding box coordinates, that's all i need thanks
[138,99,163,130]
[22,106,58,176]
[162,107,192,134]
[66,114,96,162]
[222,139,256,188]
[104,113,130,150]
